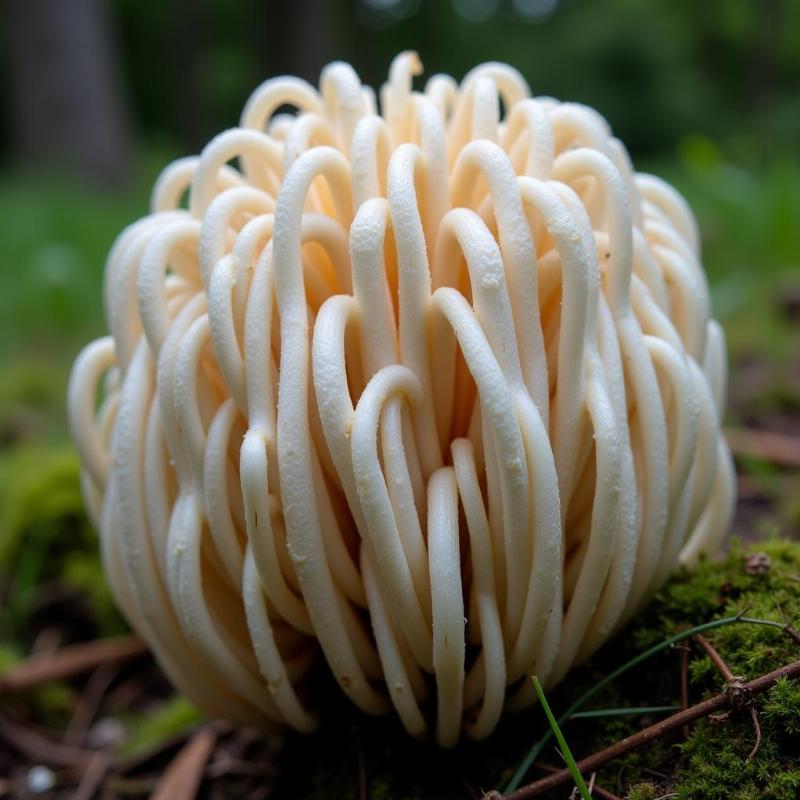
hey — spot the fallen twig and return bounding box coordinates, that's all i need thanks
[106,774,158,795]
[695,635,761,760]
[532,762,622,800]
[775,605,800,647]
[355,728,367,800]
[0,635,147,694]
[725,426,800,468]
[694,635,735,682]
[746,706,763,761]
[72,750,111,800]
[495,657,800,799]
[0,717,96,768]
[206,755,273,779]
[65,663,119,747]
[114,724,205,774]
[148,724,218,800]
[677,644,690,738]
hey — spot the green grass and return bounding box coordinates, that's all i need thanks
[531,675,592,800]
[0,153,168,365]
[644,139,800,373]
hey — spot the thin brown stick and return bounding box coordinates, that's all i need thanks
[0,636,147,694]
[115,720,233,775]
[65,663,118,747]
[73,750,112,800]
[498,657,800,799]
[0,716,96,768]
[694,635,735,681]
[532,762,622,800]
[725,426,800,468]
[782,624,800,647]
[775,605,800,648]
[107,775,158,795]
[206,755,272,779]
[149,725,217,800]
[747,707,762,761]
[355,729,367,800]
[696,634,762,760]
[677,645,690,738]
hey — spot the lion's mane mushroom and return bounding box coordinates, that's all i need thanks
[68,53,735,745]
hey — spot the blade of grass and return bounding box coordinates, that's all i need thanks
[571,705,680,720]
[504,615,785,791]
[531,676,591,800]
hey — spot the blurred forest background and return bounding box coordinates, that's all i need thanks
[2,0,799,365]
[0,0,799,795]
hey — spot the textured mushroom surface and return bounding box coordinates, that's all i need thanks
[68,53,735,745]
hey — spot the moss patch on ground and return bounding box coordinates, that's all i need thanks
[0,444,123,645]
[615,538,800,800]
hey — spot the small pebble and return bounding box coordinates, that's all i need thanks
[26,766,56,794]
[86,716,126,749]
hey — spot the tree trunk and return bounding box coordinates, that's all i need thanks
[6,0,133,188]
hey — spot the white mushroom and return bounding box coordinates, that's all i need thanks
[68,52,735,745]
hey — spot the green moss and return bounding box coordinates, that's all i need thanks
[599,538,800,799]
[0,445,89,564]
[0,649,78,727]
[26,682,78,725]
[61,551,125,635]
[625,784,659,800]
[120,695,203,757]
[636,538,800,677]
[0,444,122,639]
[0,641,22,672]
[764,676,800,736]
[0,361,69,446]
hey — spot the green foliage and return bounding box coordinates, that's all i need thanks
[0,444,122,640]
[677,713,800,800]
[24,683,79,727]
[0,159,157,362]
[532,675,591,800]
[0,642,22,672]
[764,676,800,736]
[120,695,203,757]
[634,538,800,675]
[0,445,89,569]
[109,0,800,163]
[61,551,124,635]
[625,784,659,800]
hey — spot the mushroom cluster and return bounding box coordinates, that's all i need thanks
[68,53,735,745]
